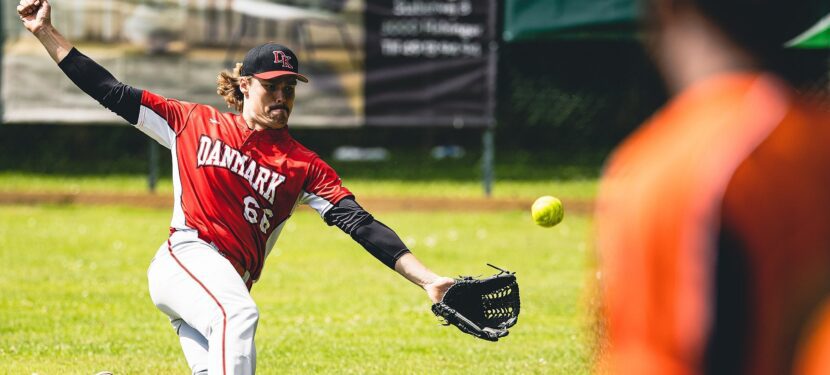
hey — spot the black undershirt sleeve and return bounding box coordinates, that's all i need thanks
[324,197,411,269]
[57,48,143,124]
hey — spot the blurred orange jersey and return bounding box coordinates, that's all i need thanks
[596,72,830,375]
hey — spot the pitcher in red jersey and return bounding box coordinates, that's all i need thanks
[18,1,456,373]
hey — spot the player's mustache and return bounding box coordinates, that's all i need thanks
[268,104,289,112]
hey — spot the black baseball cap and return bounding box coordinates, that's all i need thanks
[240,43,308,83]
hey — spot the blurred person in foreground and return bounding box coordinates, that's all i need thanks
[596,0,830,374]
[17,0,457,373]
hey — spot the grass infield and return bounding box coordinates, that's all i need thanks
[0,203,596,374]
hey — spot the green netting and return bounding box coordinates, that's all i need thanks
[503,0,638,42]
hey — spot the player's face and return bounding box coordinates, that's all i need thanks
[242,76,296,130]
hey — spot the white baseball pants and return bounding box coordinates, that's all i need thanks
[148,231,258,375]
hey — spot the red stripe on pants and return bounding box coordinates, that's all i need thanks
[167,240,227,375]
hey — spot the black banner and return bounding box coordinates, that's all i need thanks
[364,0,497,127]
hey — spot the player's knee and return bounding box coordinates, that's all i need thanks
[227,302,259,332]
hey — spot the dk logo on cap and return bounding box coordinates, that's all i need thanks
[241,43,308,82]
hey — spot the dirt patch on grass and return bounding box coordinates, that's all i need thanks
[0,191,594,214]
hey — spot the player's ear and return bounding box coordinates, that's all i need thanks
[239,77,250,97]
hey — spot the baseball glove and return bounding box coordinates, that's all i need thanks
[432,264,520,342]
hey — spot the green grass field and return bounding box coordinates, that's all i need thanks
[0,172,598,201]
[0,202,597,374]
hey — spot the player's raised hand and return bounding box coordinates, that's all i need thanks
[17,0,51,34]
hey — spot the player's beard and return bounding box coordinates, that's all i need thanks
[264,105,290,128]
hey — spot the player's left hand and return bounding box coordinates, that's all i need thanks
[424,276,455,303]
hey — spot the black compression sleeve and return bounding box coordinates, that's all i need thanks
[324,198,411,269]
[350,220,412,269]
[57,48,143,124]
[324,196,372,232]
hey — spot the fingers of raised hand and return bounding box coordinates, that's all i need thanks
[17,1,32,16]
[17,0,41,17]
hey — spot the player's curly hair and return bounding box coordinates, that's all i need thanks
[217,63,246,112]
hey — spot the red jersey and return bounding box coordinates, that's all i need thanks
[135,91,352,283]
